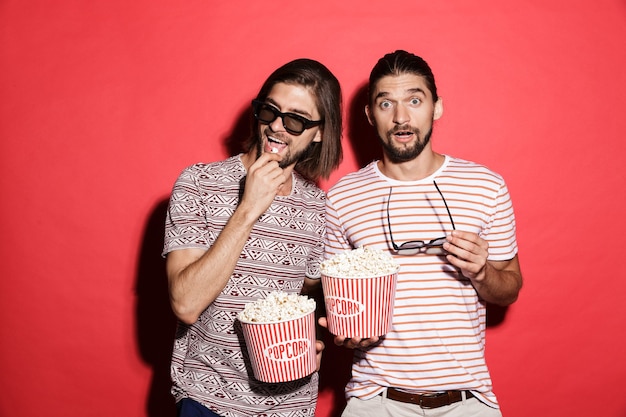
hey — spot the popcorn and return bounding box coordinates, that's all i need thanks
[238,291,315,323]
[321,246,399,277]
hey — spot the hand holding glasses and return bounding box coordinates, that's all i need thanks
[386,181,456,256]
[252,100,323,136]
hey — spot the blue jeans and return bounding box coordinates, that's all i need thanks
[176,398,222,417]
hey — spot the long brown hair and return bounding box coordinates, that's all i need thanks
[245,58,343,181]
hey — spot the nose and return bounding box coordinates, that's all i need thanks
[269,115,286,133]
[393,104,410,125]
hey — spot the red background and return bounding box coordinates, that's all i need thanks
[1,1,625,416]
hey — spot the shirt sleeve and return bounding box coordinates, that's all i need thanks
[323,195,354,260]
[483,180,518,261]
[162,166,211,257]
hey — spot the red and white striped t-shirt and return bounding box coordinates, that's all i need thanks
[324,155,518,408]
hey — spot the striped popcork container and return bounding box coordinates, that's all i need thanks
[239,309,317,383]
[321,270,398,338]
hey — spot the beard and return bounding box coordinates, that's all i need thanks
[277,147,308,169]
[379,124,434,164]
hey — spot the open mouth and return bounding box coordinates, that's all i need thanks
[392,130,414,141]
[266,135,288,153]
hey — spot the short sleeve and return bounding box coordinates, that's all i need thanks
[162,166,210,257]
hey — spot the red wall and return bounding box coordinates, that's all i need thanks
[2,1,625,416]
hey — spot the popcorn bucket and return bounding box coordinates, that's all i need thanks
[239,310,317,383]
[321,271,398,338]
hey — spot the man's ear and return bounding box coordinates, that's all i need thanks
[312,128,322,143]
[434,98,444,120]
[365,105,375,126]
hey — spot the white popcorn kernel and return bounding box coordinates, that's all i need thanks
[321,246,399,277]
[238,291,315,323]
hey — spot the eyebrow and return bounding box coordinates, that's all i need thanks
[265,97,314,119]
[374,87,427,101]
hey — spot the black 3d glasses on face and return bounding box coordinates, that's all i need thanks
[386,181,456,256]
[252,100,323,136]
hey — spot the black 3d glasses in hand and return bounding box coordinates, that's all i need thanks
[252,100,323,136]
[386,181,456,255]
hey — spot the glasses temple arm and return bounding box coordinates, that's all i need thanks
[386,188,400,250]
[433,181,456,230]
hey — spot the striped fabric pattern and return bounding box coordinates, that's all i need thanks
[163,155,325,417]
[324,155,518,408]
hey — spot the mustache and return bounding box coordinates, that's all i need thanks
[388,125,419,135]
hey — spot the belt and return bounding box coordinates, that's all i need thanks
[384,388,474,409]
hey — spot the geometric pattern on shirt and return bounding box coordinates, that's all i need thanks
[164,155,323,417]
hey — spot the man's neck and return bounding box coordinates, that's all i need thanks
[378,151,445,181]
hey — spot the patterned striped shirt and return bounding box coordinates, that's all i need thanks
[163,155,325,417]
[324,155,518,408]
